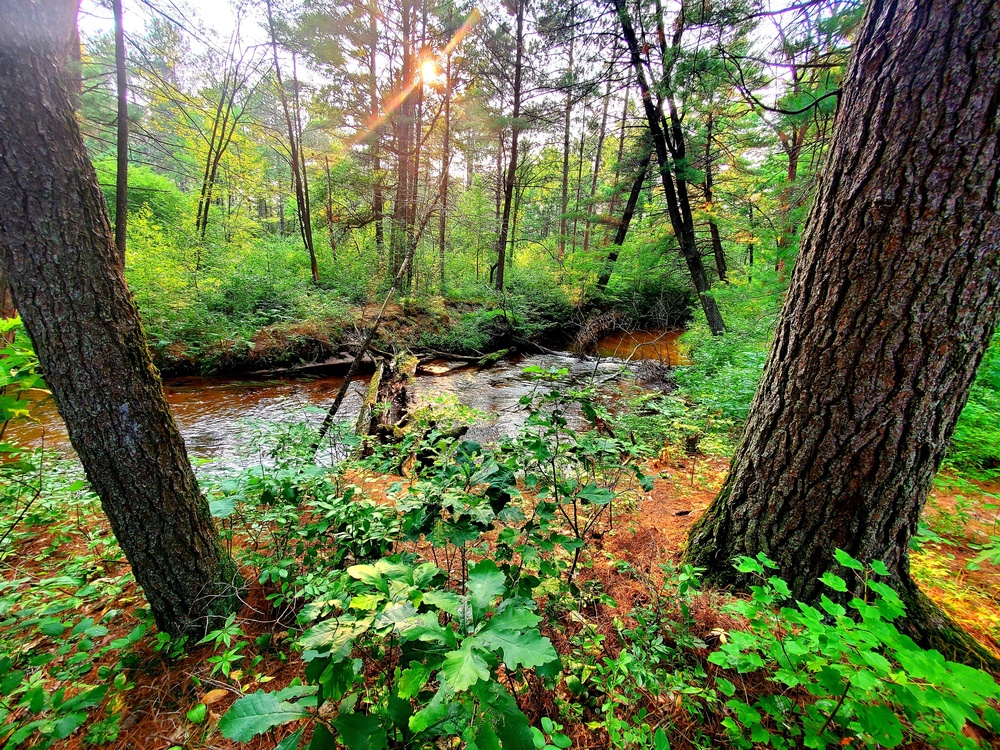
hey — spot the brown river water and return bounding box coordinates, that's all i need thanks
[7,331,685,472]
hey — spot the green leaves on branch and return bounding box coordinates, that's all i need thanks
[222,559,558,750]
[709,551,1000,749]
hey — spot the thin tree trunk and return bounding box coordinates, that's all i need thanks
[686,0,1000,669]
[392,0,414,279]
[369,5,384,263]
[292,51,314,270]
[559,24,574,260]
[494,0,523,291]
[582,79,611,255]
[0,0,240,638]
[265,0,318,283]
[596,149,651,292]
[112,0,128,265]
[704,111,726,282]
[571,125,585,253]
[603,81,631,246]
[439,51,451,290]
[495,129,504,223]
[325,154,336,258]
[614,0,725,334]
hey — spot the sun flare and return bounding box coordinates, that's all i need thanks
[420,58,441,84]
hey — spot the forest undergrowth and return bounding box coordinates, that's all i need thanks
[3,292,1000,750]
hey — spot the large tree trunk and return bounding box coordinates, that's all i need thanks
[0,0,241,639]
[685,0,1000,668]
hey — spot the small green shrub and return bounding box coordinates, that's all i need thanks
[709,551,1000,749]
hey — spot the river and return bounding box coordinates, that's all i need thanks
[6,331,685,472]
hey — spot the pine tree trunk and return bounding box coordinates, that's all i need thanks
[686,0,1000,668]
[494,0,523,291]
[0,0,241,639]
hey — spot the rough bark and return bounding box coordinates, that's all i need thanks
[686,0,1000,669]
[0,0,240,638]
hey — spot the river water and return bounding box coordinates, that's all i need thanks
[7,331,684,472]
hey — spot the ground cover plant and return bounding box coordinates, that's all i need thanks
[2,360,999,749]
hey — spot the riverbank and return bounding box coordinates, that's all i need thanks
[148,291,693,378]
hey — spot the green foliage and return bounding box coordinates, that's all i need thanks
[422,272,574,355]
[0,319,44,433]
[0,461,145,749]
[947,332,1000,474]
[221,559,557,749]
[93,157,186,227]
[709,552,1000,749]
[600,273,696,330]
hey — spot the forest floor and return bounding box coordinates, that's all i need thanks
[4,445,998,750]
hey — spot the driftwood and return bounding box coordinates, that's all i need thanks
[420,348,515,368]
[310,252,413,457]
[354,361,384,437]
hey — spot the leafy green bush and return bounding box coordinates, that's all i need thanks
[602,272,696,329]
[709,551,1000,749]
[220,558,558,749]
[947,333,1000,474]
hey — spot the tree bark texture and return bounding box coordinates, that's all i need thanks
[0,0,241,639]
[686,0,1000,667]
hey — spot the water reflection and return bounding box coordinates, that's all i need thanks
[7,336,683,471]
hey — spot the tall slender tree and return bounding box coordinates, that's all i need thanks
[494,0,524,290]
[112,0,128,265]
[613,0,726,334]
